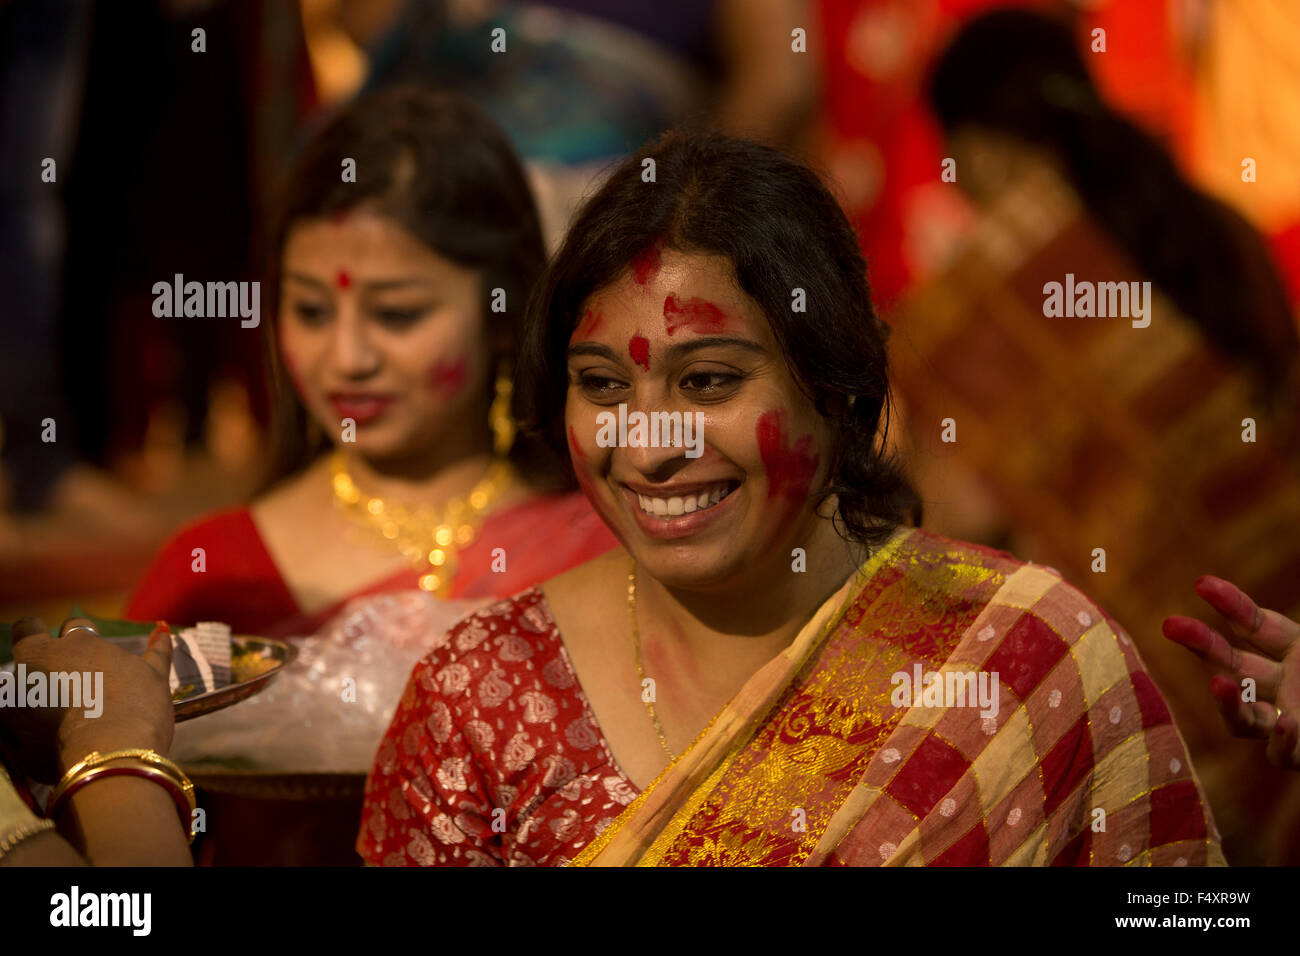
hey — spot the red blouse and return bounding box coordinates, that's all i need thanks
[356,587,637,866]
[124,492,616,637]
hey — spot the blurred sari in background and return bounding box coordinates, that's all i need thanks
[890,163,1300,864]
[124,490,613,639]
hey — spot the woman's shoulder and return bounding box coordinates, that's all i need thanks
[132,506,268,579]
[124,506,292,626]
[482,488,616,550]
[406,587,575,706]
[894,526,1142,669]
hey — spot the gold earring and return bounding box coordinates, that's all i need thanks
[490,361,516,457]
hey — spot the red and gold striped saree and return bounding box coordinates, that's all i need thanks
[886,164,1300,862]
[571,526,1225,866]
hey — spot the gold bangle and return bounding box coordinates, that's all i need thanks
[49,749,197,845]
[50,748,190,807]
[0,818,57,862]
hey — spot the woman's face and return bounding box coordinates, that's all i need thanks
[278,211,490,464]
[565,249,834,590]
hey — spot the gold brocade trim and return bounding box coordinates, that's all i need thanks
[568,526,914,867]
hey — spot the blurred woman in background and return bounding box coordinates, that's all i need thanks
[889,8,1300,863]
[126,87,615,639]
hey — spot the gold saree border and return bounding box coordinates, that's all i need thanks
[568,526,914,867]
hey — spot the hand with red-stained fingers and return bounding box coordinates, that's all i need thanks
[1163,576,1300,771]
[0,616,175,783]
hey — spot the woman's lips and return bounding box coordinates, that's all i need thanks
[620,482,739,540]
[328,394,395,425]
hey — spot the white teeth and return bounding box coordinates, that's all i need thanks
[636,484,734,518]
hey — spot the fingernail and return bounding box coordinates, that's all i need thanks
[148,622,170,648]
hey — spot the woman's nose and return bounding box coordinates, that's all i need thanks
[619,395,692,477]
[330,310,381,378]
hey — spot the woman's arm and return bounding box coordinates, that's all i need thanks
[0,618,193,865]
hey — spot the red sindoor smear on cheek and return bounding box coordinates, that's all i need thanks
[756,409,819,500]
[663,295,729,335]
[629,335,651,371]
[429,357,469,396]
[568,426,602,504]
[632,246,662,285]
[570,309,604,343]
[278,330,308,399]
[567,425,588,460]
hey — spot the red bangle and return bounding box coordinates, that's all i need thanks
[49,765,196,844]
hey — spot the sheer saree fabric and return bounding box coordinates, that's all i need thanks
[571,526,1225,866]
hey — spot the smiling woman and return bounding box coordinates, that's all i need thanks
[357,129,1225,867]
[125,87,616,639]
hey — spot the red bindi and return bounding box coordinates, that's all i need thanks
[664,294,729,336]
[428,357,468,397]
[335,270,351,289]
[631,245,662,286]
[628,335,651,371]
[756,409,819,501]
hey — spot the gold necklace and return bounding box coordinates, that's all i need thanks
[330,450,515,596]
[628,563,676,760]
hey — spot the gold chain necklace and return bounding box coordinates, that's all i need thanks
[627,563,676,760]
[330,450,515,596]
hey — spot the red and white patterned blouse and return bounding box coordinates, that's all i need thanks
[356,588,640,866]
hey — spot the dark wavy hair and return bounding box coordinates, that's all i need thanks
[259,86,553,489]
[928,8,1299,404]
[516,129,921,549]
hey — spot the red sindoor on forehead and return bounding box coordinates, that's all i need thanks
[628,335,651,371]
[335,270,352,289]
[664,294,729,335]
[570,309,604,343]
[631,245,662,286]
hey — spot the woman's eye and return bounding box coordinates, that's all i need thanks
[576,372,628,396]
[680,371,742,396]
[291,302,329,325]
[374,307,428,327]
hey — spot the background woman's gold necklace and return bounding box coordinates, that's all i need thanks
[628,563,676,760]
[330,450,515,596]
